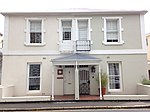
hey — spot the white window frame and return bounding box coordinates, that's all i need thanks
[61,19,73,41]
[76,18,91,41]
[107,61,122,92]
[27,63,42,93]
[25,18,46,46]
[102,17,124,45]
[58,18,92,42]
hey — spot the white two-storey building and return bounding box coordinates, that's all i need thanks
[0,9,148,101]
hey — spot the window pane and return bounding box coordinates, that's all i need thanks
[78,20,88,28]
[108,63,120,90]
[29,64,41,91]
[30,21,41,32]
[107,32,118,38]
[63,28,71,40]
[62,21,72,40]
[78,20,88,40]
[107,20,118,31]
[29,64,40,77]
[106,19,119,42]
[29,20,42,43]
[79,28,88,40]
[29,78,40,90]
[62,21,72,27]
[30,33,42,43]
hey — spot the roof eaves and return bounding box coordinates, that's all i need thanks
[1,9,148,16]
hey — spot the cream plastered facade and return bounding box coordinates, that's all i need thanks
[0,10,148,99]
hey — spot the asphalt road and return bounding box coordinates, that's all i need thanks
[0,101,150,108]
[20,109,150,112]
[48,109,150,112]
[0,101,150,111]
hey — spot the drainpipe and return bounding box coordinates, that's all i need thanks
[99,63,102,100]
[51,65,54,100]
[75,61,79,100]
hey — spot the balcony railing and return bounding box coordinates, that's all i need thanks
[59,40,74,53]
[76,40,91,51]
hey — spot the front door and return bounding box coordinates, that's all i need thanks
[79,69,90,95]
[64,67,75,95]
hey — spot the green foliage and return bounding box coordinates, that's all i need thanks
[142,78,150,85]
[96,72,108,88]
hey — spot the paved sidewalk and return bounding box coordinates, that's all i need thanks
[0,100,150,111]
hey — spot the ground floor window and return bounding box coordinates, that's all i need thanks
[28,63,41,91]
[107,62,122,91]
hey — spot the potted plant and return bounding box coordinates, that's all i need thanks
[96,72,108,96]
[101,72,108,96]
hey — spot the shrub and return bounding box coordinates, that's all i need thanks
[142,78,150,85]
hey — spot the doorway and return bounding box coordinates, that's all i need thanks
[63,66,75,95]
[79,68,90,95]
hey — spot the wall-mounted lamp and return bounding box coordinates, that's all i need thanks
[91,66,96,73]
[57,66,63,75]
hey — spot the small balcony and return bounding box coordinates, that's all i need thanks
[59,40,74,53]
[59,40,91,53]
[76,40,91,51]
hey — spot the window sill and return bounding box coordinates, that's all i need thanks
[26,90,41,95]
[24,42,46,47]
[102,41,124,46]
[108,89,122,93]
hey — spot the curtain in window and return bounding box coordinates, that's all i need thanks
[78,20,88,40]
[108,63,120,89]
[62,21,72,27]
[29,64,40,90]
[30,21,41,32]
[106,20,118,41]
[29,20,42,43]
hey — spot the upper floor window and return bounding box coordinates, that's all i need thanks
[58,18,91,41]
[25,18,45,46]
[102,17,124,45]
[58,18,92,52]
[62,20,72,40]
[78,20,88,40]
[30,20,42,43]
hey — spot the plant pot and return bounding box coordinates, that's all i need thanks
[102,87,106,96]
[98,87,106,96]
